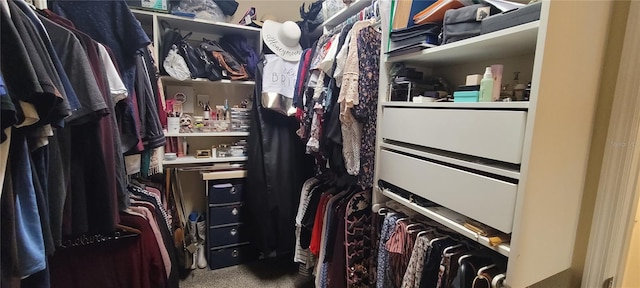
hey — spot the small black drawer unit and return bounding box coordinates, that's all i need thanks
[208,182,244,204]
[208,244,257,270]
[209,204,243,226]
[206,178,257,270]
[208,224,249,247]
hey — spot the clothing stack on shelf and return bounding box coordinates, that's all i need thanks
[387,23,441,57]
[294,1,382,189]
[293,174,373,288]
[375,207,508,288]
[0,0,174,287]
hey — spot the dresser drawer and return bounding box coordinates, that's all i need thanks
[208,244,257,270]
[209,204,243,226]
[379,150,517,233]
[209,182,244,204]
[381,108,527,164]
[209,224,249,247]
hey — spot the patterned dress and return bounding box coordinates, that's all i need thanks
[352,26,381,188]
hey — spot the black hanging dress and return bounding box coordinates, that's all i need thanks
[245,55,314,257]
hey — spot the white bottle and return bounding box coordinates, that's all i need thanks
[479,67,494,102]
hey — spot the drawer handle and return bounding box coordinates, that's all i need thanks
[232,208,239,215]
[232,249,239,257]
[230,187,236,194]
[230,228,237,236]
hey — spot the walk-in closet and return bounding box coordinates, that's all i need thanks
[1,0,636,287]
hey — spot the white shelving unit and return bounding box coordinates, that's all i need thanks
[162,156,247,166]
[374,1,614,287]
[386,21,539,66]
[159,76,255,86]
[381,189,511,257]
[131,9,261,46]
[131,9,256,168]
[313,0,373,36]
[381,101,529,110]
[164,132,249,137]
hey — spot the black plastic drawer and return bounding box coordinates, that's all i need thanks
[209,224,249,247]
[209,204,243,226]
[208,244,257,270]
[209,183,244,204]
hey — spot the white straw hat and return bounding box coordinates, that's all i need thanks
[261,20,303,61]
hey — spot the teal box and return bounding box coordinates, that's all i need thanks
[453,91,479,103]
[127,0,168,12]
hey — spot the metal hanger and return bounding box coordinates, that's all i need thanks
[429,234,450,246]
[477,264,496,276]
[442,243,464,255]
[377,207,390,215]
[396,217,410,224]
[416,227,435,238]
[458,253,474,265]
[492,273,506,288]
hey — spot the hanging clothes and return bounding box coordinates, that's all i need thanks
[246,54,314,257]
[352,25,381,190]
[49,0,151,154]
[0,1,174,287]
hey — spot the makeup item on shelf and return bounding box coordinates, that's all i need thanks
[465,74,482,86]
[412,96,436,103]
[193,116,205,132]
[177,137,185,157]
[230,146,244,157]
[211,145,217,158]
[167,117,180,133]
[217,144,230,158]
[182,137,188,156]
[479,67,494,102]
[457,85,480,91]
[453,90,479,102]
[523,81,531,101]
[164,153,177,161]
[500,84,513,100]
[196,150,211,158]
[491,64,503,101]
[224,99,231,120]
[514,83,526,101]
[216,105,225,120]
[203,103,211,120]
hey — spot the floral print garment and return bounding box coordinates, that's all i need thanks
[352,26,381,188]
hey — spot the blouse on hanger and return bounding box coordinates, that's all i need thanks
[338,21,371,176]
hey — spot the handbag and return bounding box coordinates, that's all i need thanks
[160,20,185,74]
[161,20,222,80]
[201,40,250,80]
[442,4,499,44]
[176,33,209,79]
[163,45,192,81]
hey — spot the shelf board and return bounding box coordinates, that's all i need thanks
[380,142,521,180]
[164,131,249,137]
[163,156,247,165]
[382,189,511,257]
[130,9,261,38]
[382,101,530,110]
[387,21,540,65]
[160,76,255,86]
[202,170,247,181]
[312,0,373,35]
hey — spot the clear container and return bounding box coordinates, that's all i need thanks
[211,145,217,158]
[217,144,230,158]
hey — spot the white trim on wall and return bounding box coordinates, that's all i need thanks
[583,2,640,287]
